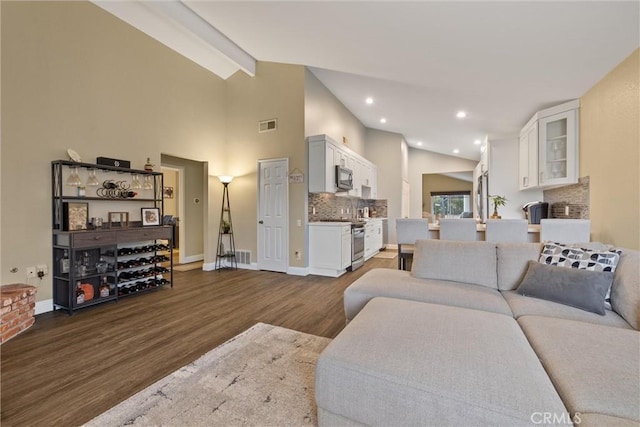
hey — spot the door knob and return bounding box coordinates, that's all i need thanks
[258,220,264,224]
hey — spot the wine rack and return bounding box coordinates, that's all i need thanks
[52,160,174,314]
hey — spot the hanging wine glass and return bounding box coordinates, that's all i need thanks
[66,166,82,187]
[131,174,142,189]
[142,175,153,190]
[86,169,100,186]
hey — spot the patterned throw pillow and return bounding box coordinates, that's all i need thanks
[539,242,622,309]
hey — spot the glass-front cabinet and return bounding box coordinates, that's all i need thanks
[538,109,578,187]
[518,100,579,190]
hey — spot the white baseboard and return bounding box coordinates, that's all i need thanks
[202,262,258,271]
[181,254,204,264]
[35,299,53,315]
[288,266,310,276]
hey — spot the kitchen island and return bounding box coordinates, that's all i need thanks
[427,223,541,242]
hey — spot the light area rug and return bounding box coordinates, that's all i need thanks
[373,251,397,259]
[85,323,331,426]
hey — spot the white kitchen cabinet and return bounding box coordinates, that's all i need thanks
[308,135,378,197]
[518,100,579,189]
[308,136,338,193]
[364,219,383,260]
[538,109,578,186]
[480,137,490,174]
[309,223,351,277]
[519,121,538,190]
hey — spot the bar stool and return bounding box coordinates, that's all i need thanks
[396,218,429,270]
[439,218,477,241]
[485,219,529,243]
[540,219,590,244]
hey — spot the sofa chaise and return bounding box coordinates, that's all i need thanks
[315,239,639,426]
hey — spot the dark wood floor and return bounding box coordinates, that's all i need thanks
[0,257,395,426]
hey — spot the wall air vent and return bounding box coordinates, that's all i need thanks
[234,250,251,265]
[258,119,277,133]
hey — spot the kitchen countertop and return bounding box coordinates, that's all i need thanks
[428,223,540,233]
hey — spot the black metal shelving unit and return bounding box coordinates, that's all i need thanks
[215,180,237,270]
[51,160,173,314]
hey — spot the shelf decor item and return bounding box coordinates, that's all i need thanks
[141,207,160,226]
[490,195,508,219]
[108,212,129,228]
[63,202,89,231]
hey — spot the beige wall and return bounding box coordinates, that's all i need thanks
[161,155,205,260]
[304,69,367,156]
[1,1,226,300]
[422,174,473,215]
[225,62,306,267]
[408,149,478,219]
[580,49,639,249]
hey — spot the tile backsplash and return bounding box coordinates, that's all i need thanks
[543,176,590,219]
[308,193,387,221]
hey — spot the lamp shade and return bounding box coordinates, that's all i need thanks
[218,175,234,184]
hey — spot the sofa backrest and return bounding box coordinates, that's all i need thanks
[411,240,498,289]
[496,243,544,291]
[610,248,640,330]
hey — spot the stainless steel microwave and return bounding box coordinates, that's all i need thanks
[335,165,353,191]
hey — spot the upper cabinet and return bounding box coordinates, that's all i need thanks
[519,100,579,189]
[308,134,377,197]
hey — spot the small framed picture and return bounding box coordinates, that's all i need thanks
[163,186,174,198]
[141,207,160,226]
[63,202,88,231]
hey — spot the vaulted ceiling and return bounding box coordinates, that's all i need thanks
[93,1,639,161]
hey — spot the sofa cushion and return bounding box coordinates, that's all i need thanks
[540,242,623,309]
[502,291,632,329]
[316,298,568,427]
[411,240,498,289]
[344,268,513,321]
[610,248,640,330]
[539,242,622,272]
[496,242,543,291]
[516,261,613,315]
[518,316,640,423]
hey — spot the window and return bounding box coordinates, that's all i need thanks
[431,191,471,218]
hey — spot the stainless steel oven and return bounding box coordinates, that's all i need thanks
[350,223,365,271]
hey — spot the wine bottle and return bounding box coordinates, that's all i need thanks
[60,250,70,274]
[75,281,85,305]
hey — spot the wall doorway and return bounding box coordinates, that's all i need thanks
[161,155,205,265]
[257,158,289,273]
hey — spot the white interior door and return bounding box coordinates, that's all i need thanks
[258,158,288,272]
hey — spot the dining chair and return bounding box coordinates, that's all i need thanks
[485,219,528,243]
[396,218,430,270]
[540,219,590,244]
[438,218,477,241]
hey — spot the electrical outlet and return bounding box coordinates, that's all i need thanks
[26,266,37,279]
[295,251,301,260]
[37,265,48,279]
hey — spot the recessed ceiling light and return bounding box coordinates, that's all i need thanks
[365,97,374,105]
[456,111,467,119]
[474,139,481,145]
[380,117,387,124]
[416,141,423,146]
[453,149,460,154]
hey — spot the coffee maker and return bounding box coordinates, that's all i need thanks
[523,202,549,224]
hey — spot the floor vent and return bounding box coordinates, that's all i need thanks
[258,119,277,133]
[235,250,251,265]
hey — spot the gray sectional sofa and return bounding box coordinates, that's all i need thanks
[315,240,640,426]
